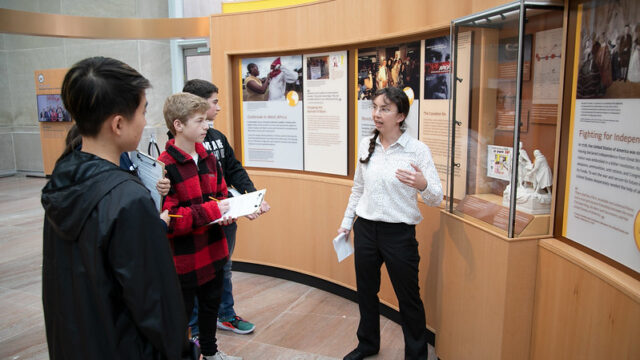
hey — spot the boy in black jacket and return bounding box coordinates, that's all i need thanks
[41,57,189,359]
[178,79,270,339]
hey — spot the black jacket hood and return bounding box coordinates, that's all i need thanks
[41,150,136,242]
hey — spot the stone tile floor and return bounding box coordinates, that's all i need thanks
[0,175,437,359]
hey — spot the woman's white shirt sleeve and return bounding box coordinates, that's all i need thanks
[340,140,367,230]
[417,144,444,207]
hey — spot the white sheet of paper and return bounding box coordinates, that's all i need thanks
[130,151,164,211]
[333,232,353,262]
[211,189,266,224]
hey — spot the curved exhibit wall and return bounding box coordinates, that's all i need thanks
[208,0,515,331]
[232,172,443,318]
[211,2,640,359]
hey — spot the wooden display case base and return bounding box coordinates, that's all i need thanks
[455,193,550,237]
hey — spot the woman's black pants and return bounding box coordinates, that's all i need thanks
[353,217,429,359]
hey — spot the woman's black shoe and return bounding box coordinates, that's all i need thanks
[343,348,377,360]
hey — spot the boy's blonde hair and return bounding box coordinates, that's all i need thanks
[163,92,210,135]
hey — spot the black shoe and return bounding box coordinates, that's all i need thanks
[343,348,377,360]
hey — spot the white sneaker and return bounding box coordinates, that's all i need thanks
[205,351,242,360]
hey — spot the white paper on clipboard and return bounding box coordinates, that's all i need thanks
[130,151,164,211]
[210,189,266,224]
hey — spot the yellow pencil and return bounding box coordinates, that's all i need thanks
[209,196,219,202]
[168,214,182,218]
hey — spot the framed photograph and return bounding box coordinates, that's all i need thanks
[37,94,71,122]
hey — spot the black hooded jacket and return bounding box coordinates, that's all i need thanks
[41,150,187,360]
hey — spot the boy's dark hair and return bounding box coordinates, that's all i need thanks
[182,79,218,99]
[61,56,150,137]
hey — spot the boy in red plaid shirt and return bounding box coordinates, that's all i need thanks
[159,93,241,360]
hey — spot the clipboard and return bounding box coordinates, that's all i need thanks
[130,151,165,211]
[210,189,266,224]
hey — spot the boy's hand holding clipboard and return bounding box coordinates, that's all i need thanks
[209,189,267,224]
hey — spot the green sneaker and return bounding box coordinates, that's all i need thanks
[217,315,255,334]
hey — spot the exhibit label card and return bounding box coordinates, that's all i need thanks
[240,55,303,170]
[302,51,348,175]
[564,3,640,272]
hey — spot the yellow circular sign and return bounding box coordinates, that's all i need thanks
[403,87,415,106]
[286,90,299,106]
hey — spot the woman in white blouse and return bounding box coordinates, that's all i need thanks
[338,87,443,360]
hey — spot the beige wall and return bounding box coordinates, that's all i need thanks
[0,0,167,18]
[0,0,171,174]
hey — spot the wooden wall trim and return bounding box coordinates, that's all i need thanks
[246,169,353,187]
[540,239,640,303]
[0,9,209,39]
[442,210,552,243]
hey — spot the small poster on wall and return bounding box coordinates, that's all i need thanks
[37,94,71,122]
[424,36,451,100]
[486,145,512,181]
[496,34,533,132]
[564,0,640,272]
[531,27,563,125]
[302,51,348,175]
[240,55,304,170]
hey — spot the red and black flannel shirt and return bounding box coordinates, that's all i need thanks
[159,139,229,288]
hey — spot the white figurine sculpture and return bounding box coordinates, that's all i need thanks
[527,150,553,193]
[517,142,532,188]
[503,147,552,215]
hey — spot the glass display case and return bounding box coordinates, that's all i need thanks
[446,1,565,238]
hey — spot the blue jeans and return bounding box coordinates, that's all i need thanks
[190,222,237,336]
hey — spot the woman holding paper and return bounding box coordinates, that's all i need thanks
[338,87,443,360]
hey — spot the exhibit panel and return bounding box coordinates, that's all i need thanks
[34,68,74,175]
[239,55,305,171]
[447,2,565,238]
[562,0,640,273]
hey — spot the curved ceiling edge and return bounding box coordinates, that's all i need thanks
[0,9,209,39]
